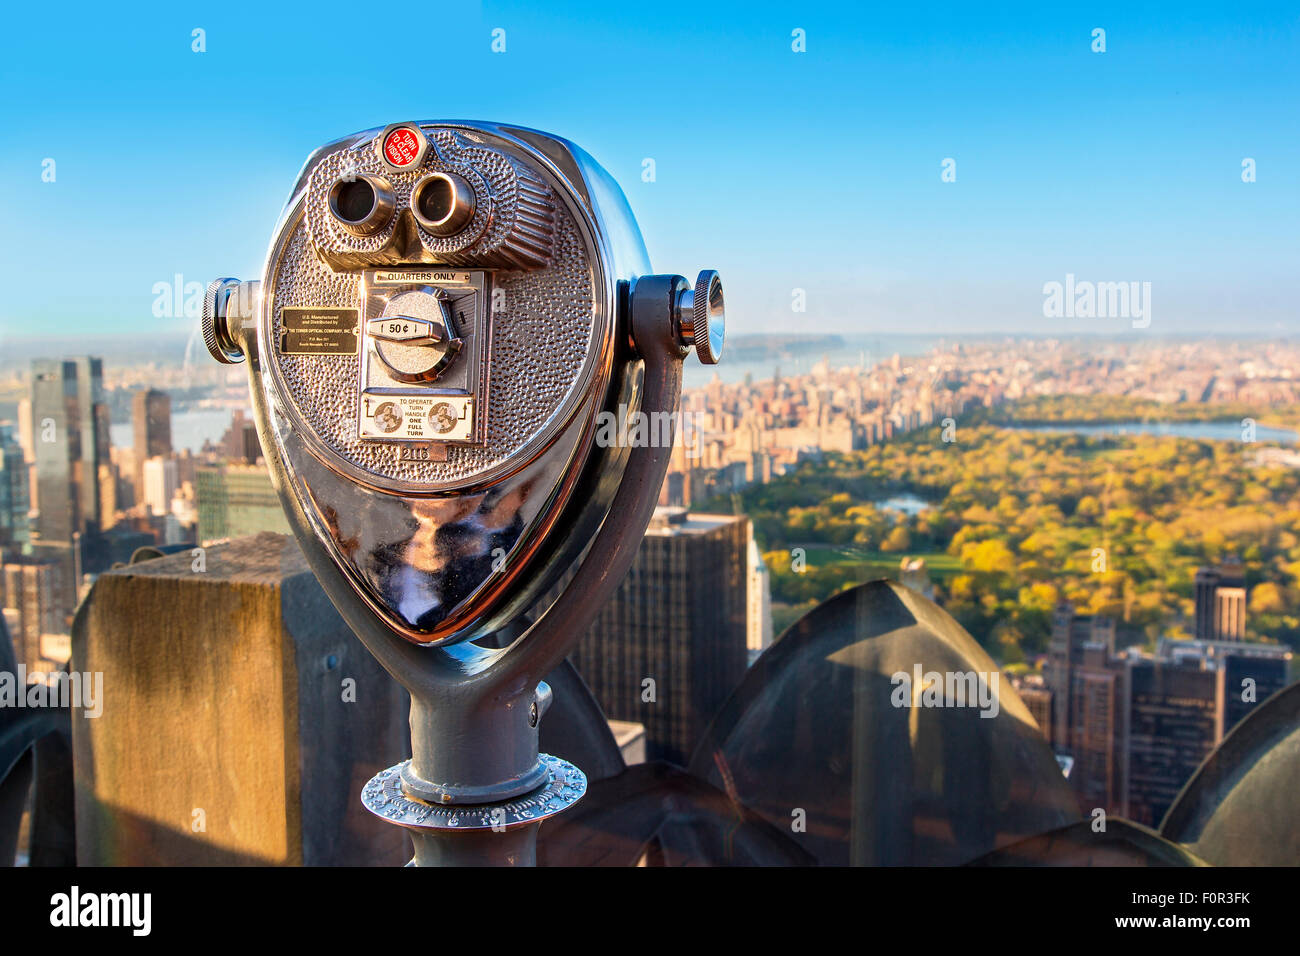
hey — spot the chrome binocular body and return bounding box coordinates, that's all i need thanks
[203,121,723,863]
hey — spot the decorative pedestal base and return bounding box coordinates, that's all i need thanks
[361,754,586,866]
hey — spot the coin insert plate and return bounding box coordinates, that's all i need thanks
[357,269,490,447]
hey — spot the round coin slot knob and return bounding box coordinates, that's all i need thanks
[369,290,464,384]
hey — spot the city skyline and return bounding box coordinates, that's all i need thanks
[4,322,1297,873]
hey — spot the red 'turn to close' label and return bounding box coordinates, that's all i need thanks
[383,127,422,167]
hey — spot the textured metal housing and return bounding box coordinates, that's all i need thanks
[307,128,557,272]
[243,122,649,648]
[271,128,594,491]
[267,209,595,488]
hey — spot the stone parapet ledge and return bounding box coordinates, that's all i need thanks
[71,532,410,866]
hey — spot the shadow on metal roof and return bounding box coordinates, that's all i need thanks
[967,818,1207,866]
[537,761,815,866]
[683,579,1082,865]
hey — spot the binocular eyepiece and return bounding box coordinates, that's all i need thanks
[326,174,396,237]
[326,169,477,239]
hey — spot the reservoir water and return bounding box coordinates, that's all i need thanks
[1012,421,1296,445]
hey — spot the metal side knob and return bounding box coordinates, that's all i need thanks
[674,270,725,365]
[202,277,254,365]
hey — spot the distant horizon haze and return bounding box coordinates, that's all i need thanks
[2,326,1297,373]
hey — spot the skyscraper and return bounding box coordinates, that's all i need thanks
[73,357,109,536]
[1051,629,1291,828]
[1044,603,1115,753]
[1195,560,1247,641]
[16,398,35,464]
[1068,642,1127,817]
[30,360,81,544]
[29,357,107,543]
[1014,677,1053,743]
[132,389,172,503]
[0,423,31,558]
[746,531,774,656]
[216,409,263,465]
[1158,636,1290,734]
[0,560,68,671]
[1125,658,1220,827]
[569,508,749,766]
[142,456,179,517]
[195,463,292,543]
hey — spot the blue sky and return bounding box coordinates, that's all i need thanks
[0,1,1296,343]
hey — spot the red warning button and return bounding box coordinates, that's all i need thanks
[379,125,426,169]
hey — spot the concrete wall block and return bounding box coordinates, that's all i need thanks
[71,532,410,865]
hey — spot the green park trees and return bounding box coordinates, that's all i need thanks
[725,400,1300,657]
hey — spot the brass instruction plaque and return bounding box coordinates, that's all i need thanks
[281,307,359,355]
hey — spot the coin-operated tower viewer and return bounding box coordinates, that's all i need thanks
[202,121,724,865]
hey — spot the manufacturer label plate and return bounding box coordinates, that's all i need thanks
[281,307,359,355]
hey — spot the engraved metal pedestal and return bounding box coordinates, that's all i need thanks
[363,754,586,866]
